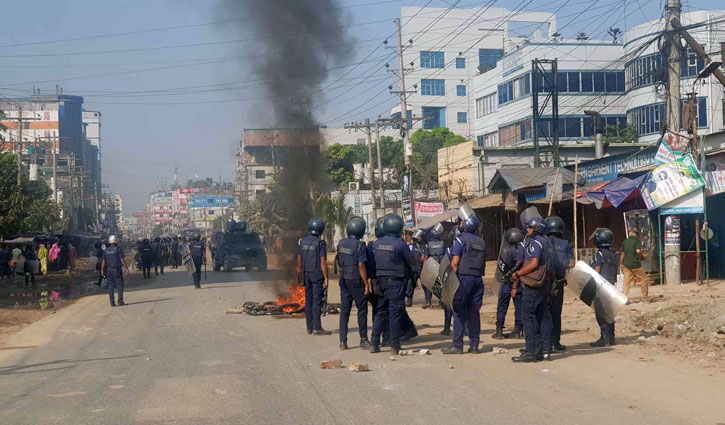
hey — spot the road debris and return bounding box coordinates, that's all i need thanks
[321,360,343,369]
[398,348,432,356]
[491,347,507,355]
[348,362,369,372]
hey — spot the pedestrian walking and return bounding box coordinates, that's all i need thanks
[545,215,574,352]
[511,217,553,363]
[370,214,415,354]
[11,245,22,278]
[442,205,486,355]
[297,218,330,335]
[591,228,618,347]
[37,243,48,275]
[68,243,78,270]
[0,244,12,280]
[101,235,129,307]
[620,227,649,297]
[22,244,37,287]
[336,216,371,350]
[49,242,60,271]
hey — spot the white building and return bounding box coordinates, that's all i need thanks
[320,127,399,148]
[624,11,725,144]
[392,6,556,138]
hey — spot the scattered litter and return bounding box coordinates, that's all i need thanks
[348,363,369,372]
[448,364,455,369]
[418,349,431,355]
[321,360,343,369]
[491,347,507,355]
[145,358,151,361]
[398,348,432,356]
[541,369,550,373]
[389,356,396,361]
[225,309,245,314]
[706,352,717,358]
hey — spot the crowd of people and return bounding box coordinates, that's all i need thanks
[0,240,79,286]
[297,205,648,362]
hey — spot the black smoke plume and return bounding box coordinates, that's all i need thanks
[218,0,354,127]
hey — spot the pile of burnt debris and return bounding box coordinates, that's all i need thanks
[241,301,341,316]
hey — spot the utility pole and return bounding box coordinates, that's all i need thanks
[344,120,378,224]
[665,0,682,285]
[375,118,385,214]
[219,175,225,230]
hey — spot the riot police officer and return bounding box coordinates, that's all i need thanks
[545,215,574,352]
[297,218,330,335]
[591,227,618,347]
[511,217,553,362]
[336,217,371,350]
[406,229,426,307]
[189,232,206,289]
[151,237,161,275]
[424,223,445,309]
[101,235,129,307]
[368,218,389,346]
[140,238,154,278]
[370,213,415,354]
[493,227,525,339]
[443,205,486,355]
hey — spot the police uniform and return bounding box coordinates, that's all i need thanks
[519,235,553,355]
[450,232,486,351]
[189,238,205,288]
[367,241,390,345]
[298,235,327,333]
[336,237,369,345]
[592,247,618,344]
[140,242,153,278]
[102,245,125,306]
[548,235,573,349]
[423,238,445,306]
[496,241,523,335]
[372,235,412,351]
[406,240,425,305]
[151,239,161,275]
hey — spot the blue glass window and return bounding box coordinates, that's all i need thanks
[421,79,445,96]
[605,72,618,92]
[456,57,465,69]
[581,72,593,92]
[479,49,504,68]
[456,85,466,96]
[422,106,446,129]
[457,112,467,123]
[477,135,484,147]
[594,72,605,92]
[557,72,568,92]
[567,72,580,92]
[420,51,444,69]
[698,98,707,127]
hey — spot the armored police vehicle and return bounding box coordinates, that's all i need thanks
[210,220,267,272]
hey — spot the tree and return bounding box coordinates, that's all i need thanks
[576,32,589,41]
[409,128,466,191]
[604,124,638,144]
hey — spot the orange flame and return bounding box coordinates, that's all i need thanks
[275,285,305,313]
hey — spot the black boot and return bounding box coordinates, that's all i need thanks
[590,338,610,347]
[359,338,372,349]
[506,328,523,339]
[553,343,567,351]
[492,327,505,339]
[370,344,380,353]
[340,341,348,350]
[512,352,537,363]
[442,346,464,355]
[440,328,451,336]
[313,329,331,335]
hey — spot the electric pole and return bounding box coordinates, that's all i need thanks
[665,0,682,285]
[375,118,385,214]
[219,175,225,230]
[344,120,378,224]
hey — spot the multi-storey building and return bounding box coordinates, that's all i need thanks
[624,10,725,144]
[190,195,236,229]
[392,6,556,138]
[171,188,201,229]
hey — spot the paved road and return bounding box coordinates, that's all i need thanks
[1,269,722,425]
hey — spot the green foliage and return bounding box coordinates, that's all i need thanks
[0,152,66,237]
[324,136,407,189]
[604,124,638,144]
[410,128,467,191]
[185,179,212,188]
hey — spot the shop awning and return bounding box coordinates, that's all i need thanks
[576,174,647,209]
[412,209,459,230]
[467,194,504,209]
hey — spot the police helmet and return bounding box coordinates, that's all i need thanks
[346,216,366,240]
[308,217,326,236]
[430,222,444,239]
[412,229,425,241]
[108,235,118,244]
[154,236,160,242]
[143,238,150,244]
[374,217,385,238]
[504,228,525,245]
[526,216,547,235]
[193,232,201,241]
[545,216,565,236]
[593,227,614,247]
[382,213,404,238]
[463,215,480,233]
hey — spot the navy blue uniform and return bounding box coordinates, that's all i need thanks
[372,236,412,350]
[451,232,486,351]
[102,245,125,305]
[189,240,205,288]
[592,248,618,343]
[366,242,390,344]
[520,235,553,354]
[298,235,327,332]
[496,241,523,331]
[548,235,573,347]
[406,242,425,302]
[336,238,368,344]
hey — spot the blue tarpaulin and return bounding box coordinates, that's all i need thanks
[577,174,647,209]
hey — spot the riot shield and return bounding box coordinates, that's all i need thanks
[438,256,461,310]
[568,261,628,323]
[420,258,442,298]
[519,206,542,229]
[496,236,519,283]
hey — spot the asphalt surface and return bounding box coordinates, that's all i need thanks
[1,268,723,425]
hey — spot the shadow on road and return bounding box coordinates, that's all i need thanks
[0,353,145,376]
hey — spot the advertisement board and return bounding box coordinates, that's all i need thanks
[414,201,444,218]
[640,154,704,211]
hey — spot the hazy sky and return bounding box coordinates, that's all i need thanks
[0,0,720,212]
